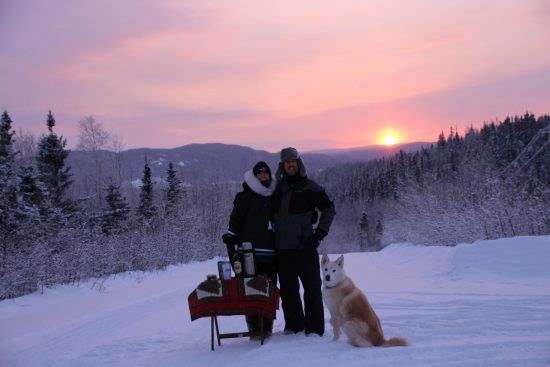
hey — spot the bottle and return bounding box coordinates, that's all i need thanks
[242,242,256,277]
[232,244,243,278]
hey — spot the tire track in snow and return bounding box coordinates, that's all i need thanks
[4,288,190,367]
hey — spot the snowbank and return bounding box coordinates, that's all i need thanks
[1,236,549,367]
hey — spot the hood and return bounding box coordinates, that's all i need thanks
[244,170,276,196]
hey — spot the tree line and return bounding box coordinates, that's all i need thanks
[314,112,550,251]
[2,110,549,300]
[0,111,234,300]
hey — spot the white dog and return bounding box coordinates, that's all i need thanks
[321,254,409,347]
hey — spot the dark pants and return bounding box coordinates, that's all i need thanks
[245,260,277,335]
[276,249,324,336]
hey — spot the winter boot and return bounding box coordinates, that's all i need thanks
[246,315,261,340]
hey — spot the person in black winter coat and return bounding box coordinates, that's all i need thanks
[273,147,335,337]
[222,161,277,339]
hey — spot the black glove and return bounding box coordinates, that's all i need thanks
[305,229,328,250]
[222,232,240,246]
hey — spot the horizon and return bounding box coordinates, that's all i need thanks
[68,139,433,154]
[5,109,547,154]
[2,1,549,151]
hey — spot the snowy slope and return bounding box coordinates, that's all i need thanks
[1,236,550,367]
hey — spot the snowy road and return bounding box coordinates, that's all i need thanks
[1,236,550,366]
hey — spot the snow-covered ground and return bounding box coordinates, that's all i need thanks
[1,236,550,367]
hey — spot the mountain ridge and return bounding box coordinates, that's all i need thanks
[67,141,433,185]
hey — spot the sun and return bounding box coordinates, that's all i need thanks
[379,128,400,146]
[383,134,397,146]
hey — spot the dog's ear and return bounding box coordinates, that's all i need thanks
[321,253,329,265]
[336,255,344,268]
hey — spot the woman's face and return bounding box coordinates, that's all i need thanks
[256,172,270,182]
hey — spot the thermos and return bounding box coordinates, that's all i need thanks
[242,242,256,277]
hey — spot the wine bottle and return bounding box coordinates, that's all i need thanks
[232,244,242,278]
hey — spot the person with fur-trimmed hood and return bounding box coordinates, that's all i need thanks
[273,147,336,337]
[222,161,277,339]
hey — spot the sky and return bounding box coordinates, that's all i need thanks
[1,0,549,152]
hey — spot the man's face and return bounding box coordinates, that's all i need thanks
[256,172,270,182]
[283,159,299,176]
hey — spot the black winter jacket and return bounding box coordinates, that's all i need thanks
[228,170,276,262]
[273,174,335,250]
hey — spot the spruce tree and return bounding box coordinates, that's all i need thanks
[165,162,182,215]
[102,184,130,233]
[137,161,156,221]
[0,111,16,163]
[437,131,446,148]
[0,111,19,239]
[359,211,368,250]
[36,111,75,213]
[18,166,46,211]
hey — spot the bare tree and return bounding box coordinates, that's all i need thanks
[77,116,111,210]
[77,116,110,152]
[108,133,125,186]
[13,129,37,168]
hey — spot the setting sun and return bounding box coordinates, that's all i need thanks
[378,128,400,146]
[383,134,397,146]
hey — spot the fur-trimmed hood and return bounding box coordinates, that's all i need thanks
[244,170,276,196]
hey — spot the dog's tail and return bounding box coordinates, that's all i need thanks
[383,336,409,347]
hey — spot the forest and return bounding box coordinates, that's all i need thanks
[316,113,550,250]
[1,111,549,300]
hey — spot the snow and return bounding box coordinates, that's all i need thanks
[152,158,166,166]
[1,236,550,367]
[131,177,163,188]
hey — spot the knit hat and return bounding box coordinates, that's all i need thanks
[280,147,300,162]
[253,161,271,176]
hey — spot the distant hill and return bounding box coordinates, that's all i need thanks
[307,142,432,162]
[67,142,431,184]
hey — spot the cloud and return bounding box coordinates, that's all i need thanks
[1,0,549,151]
[404,37,459,54]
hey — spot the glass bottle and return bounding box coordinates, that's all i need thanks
[232,244,243,278]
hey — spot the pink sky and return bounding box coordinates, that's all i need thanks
[1,0,549,152]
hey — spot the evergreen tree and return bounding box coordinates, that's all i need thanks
[387,160,399,199]
[359,211,368,250]
[0,111,16,163]
[0,112,38,299]
[102,184,130,233]
[0,111,19,241]
[437,131,446,148]
[411,152,422,184]
[447,126,455,144]
[36,111,75,212]
[165,162,182,215]
[18,166,46,211]
[137,161,156,221]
